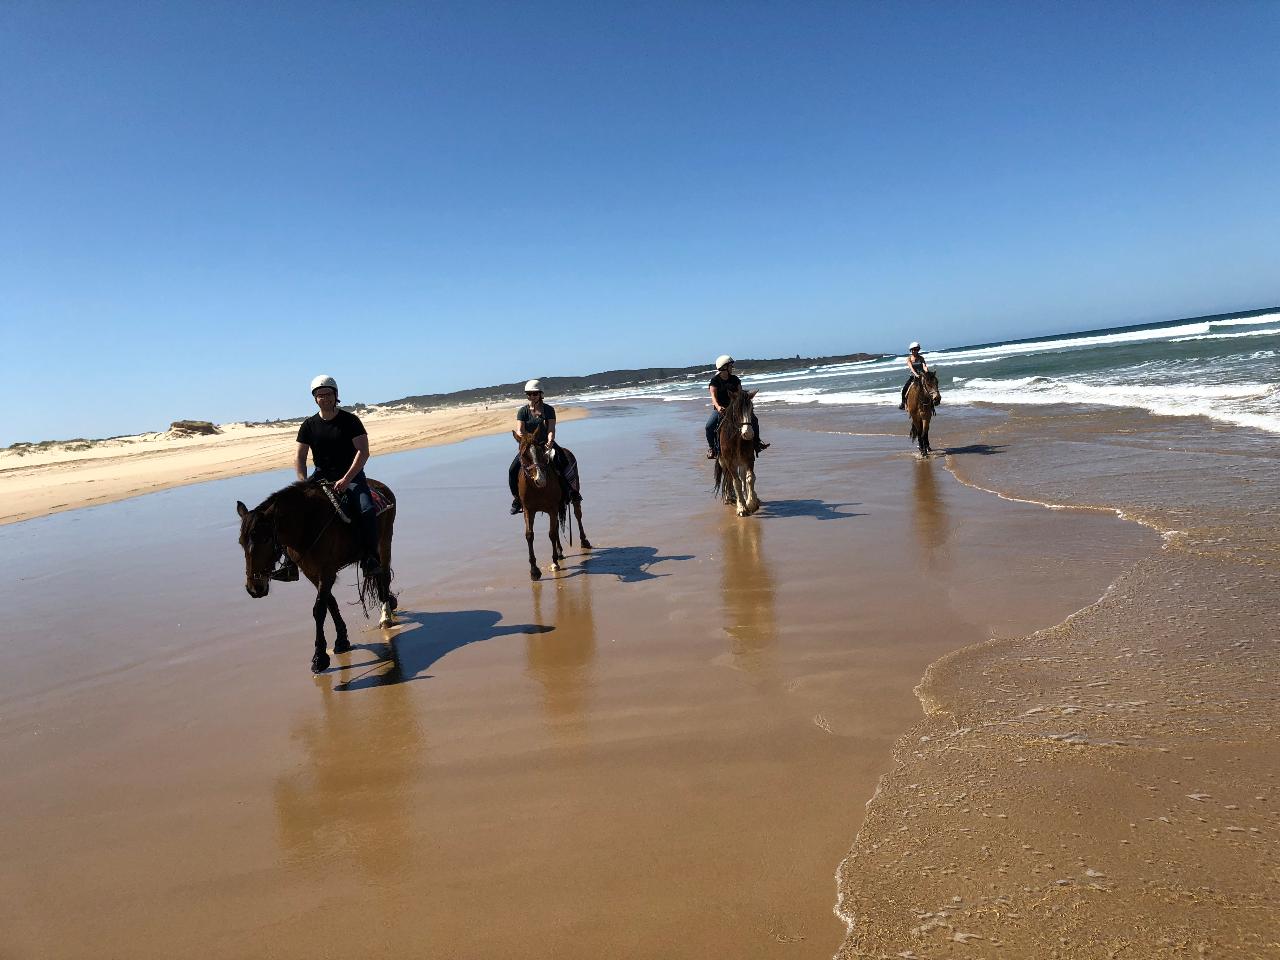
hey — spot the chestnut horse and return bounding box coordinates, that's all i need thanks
[905,370,942,457]
[713,388,760,516]
[514,431,591,580]
[237,479,397,673]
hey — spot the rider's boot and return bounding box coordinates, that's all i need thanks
[510,497,523,515]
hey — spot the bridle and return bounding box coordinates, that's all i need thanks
[519,439,547,487]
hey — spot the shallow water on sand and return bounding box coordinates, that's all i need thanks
[0,403,1158,959]
[818,404,1280,959]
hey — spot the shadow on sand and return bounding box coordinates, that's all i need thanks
[333,609,553,690]
[941,443,1006,456]
[558,545,694,583]
[756,499,863,520]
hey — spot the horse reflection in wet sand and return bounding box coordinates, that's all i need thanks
[713,388,760,516]
[237,479,397,674]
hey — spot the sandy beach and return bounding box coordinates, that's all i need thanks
[0,404,585,527]
[1,400,1274,958]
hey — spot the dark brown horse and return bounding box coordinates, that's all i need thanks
[237,479,397,673]
[905,370,942,457]
[713,388,760,516]
[514,431,591,580]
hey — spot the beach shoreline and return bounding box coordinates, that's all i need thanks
[0,404,586,526]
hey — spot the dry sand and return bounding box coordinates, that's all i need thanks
[0,402,1164,959]
[0,404,584,526]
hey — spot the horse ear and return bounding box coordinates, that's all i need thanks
[748,389,758,399]
[236,501,248,518]
[512,429,521,442]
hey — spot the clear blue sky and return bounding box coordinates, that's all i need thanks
[3,1,1278,443]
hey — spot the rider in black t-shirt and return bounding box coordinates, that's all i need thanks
[705,355,767,458]
[509,379,558,514]
[295,375,381,576]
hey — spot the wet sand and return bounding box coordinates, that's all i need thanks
[0,405,583,526]
[0,402,1159,958]
[820,404,1280,958]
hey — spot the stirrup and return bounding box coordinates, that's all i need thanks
[270,559,299,582]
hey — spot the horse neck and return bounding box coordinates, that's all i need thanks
[265,484,325,551]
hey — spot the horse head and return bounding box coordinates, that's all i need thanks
[513,430,548,488]
[730,389,758,441]
[921,371,942,406]
[236,500,281,598]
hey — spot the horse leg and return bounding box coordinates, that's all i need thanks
[548,513,563,572]
[733,465,749,517]
[377,522,396,627]
[921,415,932,456]
[328,592,351,655]
[574,500,592,550]
[744,465,760,514]
[525,508,541,581]
[311,576,336,673]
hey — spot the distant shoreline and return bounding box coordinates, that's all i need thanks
[0,404,586,526]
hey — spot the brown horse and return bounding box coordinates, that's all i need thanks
[514,432,591,580]
[713,388,760,516]
[905,370,942,457]
[237,479,397,673]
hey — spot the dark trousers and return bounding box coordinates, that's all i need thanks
[705,411,762,453]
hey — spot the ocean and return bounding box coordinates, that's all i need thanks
[568,308,1280,434]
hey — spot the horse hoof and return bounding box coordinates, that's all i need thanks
[550,562,561,572]
[311,653,330,674]
[379,615,395,628]
[580,540,593,550]
[737,508,748,517]
[530,568,542,581]
[388,594,399,611]
[333,637,351,654]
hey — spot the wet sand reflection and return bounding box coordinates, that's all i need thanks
[527,570,598,743]
[719,519,777,680]
[910,460,951,571]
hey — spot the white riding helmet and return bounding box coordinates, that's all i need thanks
[524,379,543,393]
[714,354,734,370]
[908,342,921,351]
[310,374,338,395]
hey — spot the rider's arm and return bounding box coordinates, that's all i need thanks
[295,443,310,481]
[337,435,370,490]
[709,383,722,412]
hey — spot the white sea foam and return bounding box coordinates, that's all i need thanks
[1170,326,1280,343]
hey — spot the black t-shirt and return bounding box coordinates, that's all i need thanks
[517,403,556,443]
[296,409,367,481]
[709,373,742,408]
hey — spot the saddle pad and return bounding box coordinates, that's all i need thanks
[370,485,395,516]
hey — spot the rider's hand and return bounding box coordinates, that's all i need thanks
[334,478,350,493]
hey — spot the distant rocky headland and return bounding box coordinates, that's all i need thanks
[5,351,883,450]
[384,351,884,411]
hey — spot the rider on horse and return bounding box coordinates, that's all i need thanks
[295,375,381,577]
[705,355,768,459]
[899,342,937,410]
[509,379,559,515]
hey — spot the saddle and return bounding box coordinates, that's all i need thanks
[316,478,396,523]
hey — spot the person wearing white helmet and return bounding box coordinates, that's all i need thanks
[705,355,767,459]
[899,343,933,410]
[294,375,381,576]
[508,379,558,514]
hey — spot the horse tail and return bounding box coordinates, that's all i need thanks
[712,460,725,499]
